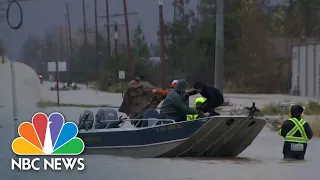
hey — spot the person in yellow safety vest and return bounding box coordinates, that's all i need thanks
[187,97,206,120]
[71,82,77,89]
[277,104,313,160]
[63,82,69,88]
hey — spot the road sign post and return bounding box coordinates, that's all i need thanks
[118,71,125,98]
[47,61,67,105]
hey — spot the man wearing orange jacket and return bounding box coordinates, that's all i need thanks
[151,80,178,96]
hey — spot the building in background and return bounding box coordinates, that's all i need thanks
[291,41,320,97]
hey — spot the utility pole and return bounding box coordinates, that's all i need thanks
[172,0,176,78]
[105,0,111,58]
[56,32,61,105]
[173,0,176,22]
[94,0,101,81]
[82,0,87,45]
[159,0,166,90]
[214,0,224,93]
[59,30,64,71]
[9,56,18,139]
[82,0,88,86]
[65,2,73,79]
[123,0,134,79]
[98,9,137,81]
[64,14,69,57]
[114,22,119,82]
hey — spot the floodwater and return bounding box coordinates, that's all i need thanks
[0,107,319,180]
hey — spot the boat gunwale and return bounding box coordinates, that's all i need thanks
[78,115,251,134]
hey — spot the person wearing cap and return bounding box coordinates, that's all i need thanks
[136,75,145,81]
[160,79,209,122]
[278,104,313,160]
[184,81,224,116]
[128,75,145,86]
[187,97,206,120]
[151,80,178,96]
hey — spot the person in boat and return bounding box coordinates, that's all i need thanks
[128,75,144,86]
[187,97,206,120]
[119,76,164,126]
[151,80,178,96]
[160,79,209,122]
[184,82,224,116]
[278,104,313,160]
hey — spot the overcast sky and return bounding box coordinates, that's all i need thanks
[0,0,283,61]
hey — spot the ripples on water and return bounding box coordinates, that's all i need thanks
[1,107,319,180]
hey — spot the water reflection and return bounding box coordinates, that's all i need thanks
[278,159,307,164]
[173,157,263,165]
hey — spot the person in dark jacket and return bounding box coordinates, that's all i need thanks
[278,104,313,160]
[184,82,224,116]
[160,79,209,122]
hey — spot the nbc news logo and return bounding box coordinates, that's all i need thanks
[11,112,85,171]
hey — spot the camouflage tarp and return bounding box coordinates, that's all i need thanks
[118,80,164,125]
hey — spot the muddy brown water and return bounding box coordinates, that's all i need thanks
[0,107,319,180]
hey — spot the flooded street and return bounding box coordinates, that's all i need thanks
[0,81,319,180]
[2,0,320,178]
[1,106,319,180]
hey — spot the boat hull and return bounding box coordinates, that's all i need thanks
[158,116,266,157]
[82,139,184,158]
[78,116,266,158]
[78,119,205,157]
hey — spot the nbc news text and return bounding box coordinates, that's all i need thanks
[11,158,85,171]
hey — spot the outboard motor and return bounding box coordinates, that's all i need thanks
[242,102,260,117]
[95,108,122,129]
[78,110,94,131]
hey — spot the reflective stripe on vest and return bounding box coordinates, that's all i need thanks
[187,114,198,121]
[285,118,308,143]
[278,128,282,136]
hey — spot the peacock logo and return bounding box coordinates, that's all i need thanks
[12,112,85,155]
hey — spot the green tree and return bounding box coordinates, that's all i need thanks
[69,30,109,83]
[192,0,244,83]
[131,23,155,80]
[73,43,96,82]
[269,0,320,38]
[298,0,320,37]
[150,44,160,56]
[161,0,196,79]
[61,0,300,93]
[22,35,43,73]
[132,23,150,58]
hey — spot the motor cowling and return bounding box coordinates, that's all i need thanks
[95,108,120,129]
[78,110,94,131]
